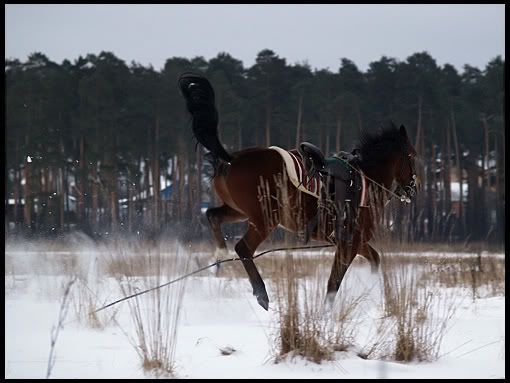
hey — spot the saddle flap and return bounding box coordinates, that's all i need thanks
[324,158,352,182]
[269,146,323,198]
[298,142,326,175]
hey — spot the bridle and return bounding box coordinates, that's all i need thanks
[394,142,418,203]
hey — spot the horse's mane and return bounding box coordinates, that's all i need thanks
[354,121,406,171]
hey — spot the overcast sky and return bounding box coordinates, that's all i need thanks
[5,4,505,72]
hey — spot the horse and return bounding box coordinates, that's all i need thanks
[178,73,418,311]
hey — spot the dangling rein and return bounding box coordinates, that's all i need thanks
[92,243,335,314]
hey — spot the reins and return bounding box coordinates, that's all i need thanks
[92,243,335,314]
[339,157,413,204]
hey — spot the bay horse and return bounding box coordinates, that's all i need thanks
[178,73,418,311]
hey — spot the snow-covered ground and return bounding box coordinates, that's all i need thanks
[5,244,505,379]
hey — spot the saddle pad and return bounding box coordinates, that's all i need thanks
[269,146,322,198]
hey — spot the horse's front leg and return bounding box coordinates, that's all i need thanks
[324,234,360,309]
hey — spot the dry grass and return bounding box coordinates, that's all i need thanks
[71,277,119,329]
[419,255,505,299]
[105,240,189,377]
[380,254,459,362]
[264,219,497,364]
[272,252,333,364]
[374,237,503,254]
[46,277,77,378]
[271,252,370,364]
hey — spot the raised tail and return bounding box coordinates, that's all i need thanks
[178,72,233,163]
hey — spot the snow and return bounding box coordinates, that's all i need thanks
[5,245,505,379]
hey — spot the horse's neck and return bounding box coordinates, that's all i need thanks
[362,166,394,190]
[361,164,395,209]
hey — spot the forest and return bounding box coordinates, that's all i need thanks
[4,49,505,245]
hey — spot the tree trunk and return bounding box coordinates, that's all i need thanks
[442,119,452,241]
[295,89,303,148]
[335,115,342,153]
[59,139,65,231]
[178,153,185,222]
[482,116,490,189]
[145,157,152,228]
[494,131,504,243]
[325,123,330,155]
[265,101,272,147]
[196,145,203,220]
[64,164,70,225]
[356,99,363,132]
[217,91,222,139]
[48,167,55,231]
[238,115,242,150]
[127,169,133,233]
[429,144,437,240]
[59,173,65,232]
[189,154,196,226]
[41,167,46,193]
[78,135,86,227]
[145,126,152,229]
[450,106,464,237]
[319,124,324,153]
[13,138,20,228]
[153,116,160,230]
[171,155,178,219]
[415,95,423,154]
[23,160,31,231]
[413,94,424,240]
[103,142,117,235]
[444,119,452,216]
[110,191,118,234]
[480,117,489,237]
[465,158,482,240]
[91,163,98,234]
[13,168,19,227]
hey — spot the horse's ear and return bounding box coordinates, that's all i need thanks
[399,124,408,139]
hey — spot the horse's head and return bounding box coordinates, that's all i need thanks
[394,124,419,201]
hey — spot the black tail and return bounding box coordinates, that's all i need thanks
[178,72,233,163]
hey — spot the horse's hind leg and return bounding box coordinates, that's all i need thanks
[359,242,381,273]
[206,205,246,272]
[235,223,272,311]
[206,204,246,249]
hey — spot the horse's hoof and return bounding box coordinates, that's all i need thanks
[256,294,269,311]
[254,289,269,311]
[323,292,336,312]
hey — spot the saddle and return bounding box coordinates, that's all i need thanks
[298,142,364,243]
